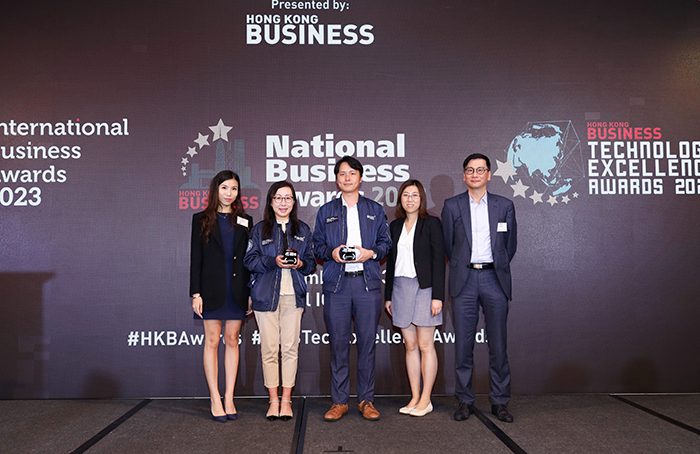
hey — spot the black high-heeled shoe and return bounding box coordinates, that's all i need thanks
[266,400,280,421]
[224,398,237,420]
[211,402,227,422]
[279,400,293,421]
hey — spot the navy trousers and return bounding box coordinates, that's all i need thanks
[323,275,382,404]
[452,268,511,406]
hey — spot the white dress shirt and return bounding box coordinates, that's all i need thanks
[469,192,493,264]
[343,197,363,272]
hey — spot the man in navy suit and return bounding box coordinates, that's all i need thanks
[441,153,517,423]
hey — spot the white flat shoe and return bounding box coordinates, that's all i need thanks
[410,402,433,417]
[399,405,416,415]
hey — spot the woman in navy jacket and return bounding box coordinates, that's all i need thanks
[244,181,315,421]
[384,179,445,417]
[190,170,252,422]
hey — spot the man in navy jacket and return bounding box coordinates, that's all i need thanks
[442,153,517,423]
[312,156,392,422]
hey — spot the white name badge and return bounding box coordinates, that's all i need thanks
[237,216,249,228]
[497,222,508,232]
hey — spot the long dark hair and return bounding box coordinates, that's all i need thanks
[395,179,428,219]
[200,170,246,241]
[262,181,300,239]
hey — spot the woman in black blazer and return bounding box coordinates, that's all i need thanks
[190,170,252,422]
[384,179,445,417]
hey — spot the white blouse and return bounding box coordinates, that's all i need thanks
[394,221,417,278]
[279,221,295,296]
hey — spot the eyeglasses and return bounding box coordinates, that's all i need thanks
[401,193,420,200]
[464,167,489,175]
[272,196,294,204]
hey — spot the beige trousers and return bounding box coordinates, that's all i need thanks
[254,295,303,388]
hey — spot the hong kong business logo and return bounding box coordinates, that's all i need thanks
[177,118,260,211]
[496,121,585,206]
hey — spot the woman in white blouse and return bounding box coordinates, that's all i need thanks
[385,179,445,417]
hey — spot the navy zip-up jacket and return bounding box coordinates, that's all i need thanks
[244,220,316,311]
[312,195,392,293]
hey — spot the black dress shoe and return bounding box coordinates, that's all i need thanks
[454,402,473,421]
[491,404,514,423]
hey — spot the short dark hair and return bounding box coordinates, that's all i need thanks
[462,153,491,171]
[395,179,428,219]
[334,156,363,177]
[262,181,300,239]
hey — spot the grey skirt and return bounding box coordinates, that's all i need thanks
[391,276,443,329]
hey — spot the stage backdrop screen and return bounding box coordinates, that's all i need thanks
[1,0,699,398]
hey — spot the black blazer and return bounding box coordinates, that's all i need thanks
[384,215,445,302]
[189,212,252,312]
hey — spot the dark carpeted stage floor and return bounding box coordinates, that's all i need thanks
[1,394,698,453]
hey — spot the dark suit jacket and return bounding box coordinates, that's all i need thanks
[384,215,446,302]
[189,212,252,312]
[441,191,517,300]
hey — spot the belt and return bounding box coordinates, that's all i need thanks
[344,270,364,277]
[468,263,494,270]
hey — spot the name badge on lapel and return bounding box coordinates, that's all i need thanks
[237,216,249,228]
[497,222,507,232]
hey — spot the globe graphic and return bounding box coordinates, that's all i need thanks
[505,122,584,196]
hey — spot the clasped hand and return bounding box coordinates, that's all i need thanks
[331,245,374,263]
[275,255,303,269]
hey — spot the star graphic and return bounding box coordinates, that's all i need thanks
[510,179,529,198]
[562,195,570,204]
[181,166,187,172]
[493,159,518,183]
[181,157,189,165]
[209,119,233,142]
[194,133,210,149]
[182,171,187,176]
[530,190,543,204]
[186,147,197,158]
[547,195,558,206]
[573,192,579,198]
